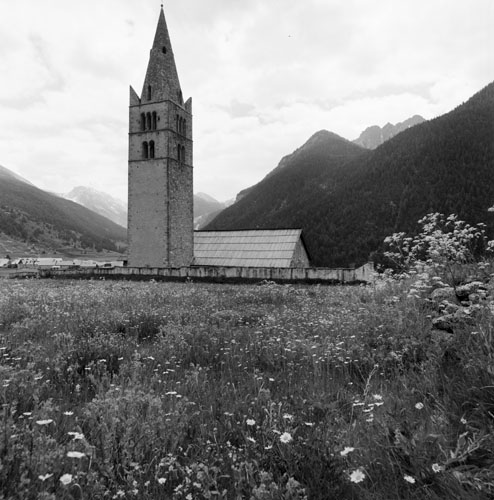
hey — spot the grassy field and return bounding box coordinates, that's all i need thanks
[0,277,493,499]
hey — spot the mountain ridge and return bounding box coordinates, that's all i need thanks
[206,81,494,267]
[0,166,127,254]
[353,115,426,149]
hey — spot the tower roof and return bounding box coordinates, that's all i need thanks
[140,6,183,104]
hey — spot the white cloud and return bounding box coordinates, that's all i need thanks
[0,0,492,202]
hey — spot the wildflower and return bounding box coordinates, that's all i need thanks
[349,469,365,483]
[304,422,314,427]
[23,412,32,416]
[460,417,467,425]
[264,445,273,450]
[68,431,84,440]
[432,463,444,473]
[60,473,73,486]
[36,419,53,426]
[38,473,53,482]
[373,394,383,400]
[415,402,424,410]
[404,475,416,484]
[67,451,85,459]
[340,447,355,456]
[246,436,256,443]
[165,391,177,395]
[63,411,74,416]
[246,418,256,426]
[279,432,293,444]
[283,413,294,421]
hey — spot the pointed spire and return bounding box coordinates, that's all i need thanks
[141,6,182,104]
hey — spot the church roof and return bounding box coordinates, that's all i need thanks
[140,6,183,104]
[193,229,308,268]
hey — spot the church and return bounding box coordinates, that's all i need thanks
[127,7,310,269]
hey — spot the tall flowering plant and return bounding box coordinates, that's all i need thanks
[383,213,493,285]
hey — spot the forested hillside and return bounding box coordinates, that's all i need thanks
[0,168,126,252]
[207,82,494,267]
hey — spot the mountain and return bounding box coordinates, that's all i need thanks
[60,187,225,230]
[353,115,426,149]
[194,193,230,229]
[63,186,127,228]
[0,166,127,254]
[206,82,494,267]
[0,164,35,186]
[194,193,224,219]
[206,130,367,247]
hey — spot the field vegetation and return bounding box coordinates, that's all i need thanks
[1,215,494,499]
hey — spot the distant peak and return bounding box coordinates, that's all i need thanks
[305,129,350,145]
[353,114,426,149]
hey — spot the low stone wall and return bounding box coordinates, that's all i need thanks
[39,262,375,284]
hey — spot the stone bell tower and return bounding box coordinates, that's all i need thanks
[128,6,193,268]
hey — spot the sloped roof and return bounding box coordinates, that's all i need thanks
[194,229,306,268]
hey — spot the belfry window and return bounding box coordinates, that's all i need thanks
[152,111,157,130]
[183,119,186,135]
[147,85,152,101]
[140,113,146,131]
[149,141,155,159]
[142,141,149,159]
[177,144,181,162]
[146,112,152,130]
[181,145,185,163]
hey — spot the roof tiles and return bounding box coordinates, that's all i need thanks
[194,229,304,268]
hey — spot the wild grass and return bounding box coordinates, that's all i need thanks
[0,275,493,499]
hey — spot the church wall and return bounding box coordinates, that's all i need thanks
[128,161,168,267]
[168,164,194,267]
[290,239,310,267]
[42,262,375,284]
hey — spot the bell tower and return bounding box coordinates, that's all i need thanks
[128,6,193,268]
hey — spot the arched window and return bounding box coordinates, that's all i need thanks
[176,114,179,132]
[147,85,152,101]
[181,145,185,163]
[149,141,155,159]
[183,119,186,136]
[152,111,157,130]
[140,113,146,131]
[142,141,149,159]
[146,112,151,131]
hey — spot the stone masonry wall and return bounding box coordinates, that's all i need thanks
[42,263,376,284]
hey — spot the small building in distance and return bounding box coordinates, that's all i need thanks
[194,229,310,268]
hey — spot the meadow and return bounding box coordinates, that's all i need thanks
[0,273,493,499]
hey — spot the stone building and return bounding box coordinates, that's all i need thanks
[127,6,193,268]
[128,8,312,270]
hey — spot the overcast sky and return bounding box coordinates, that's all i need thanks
[0,0,492,203]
